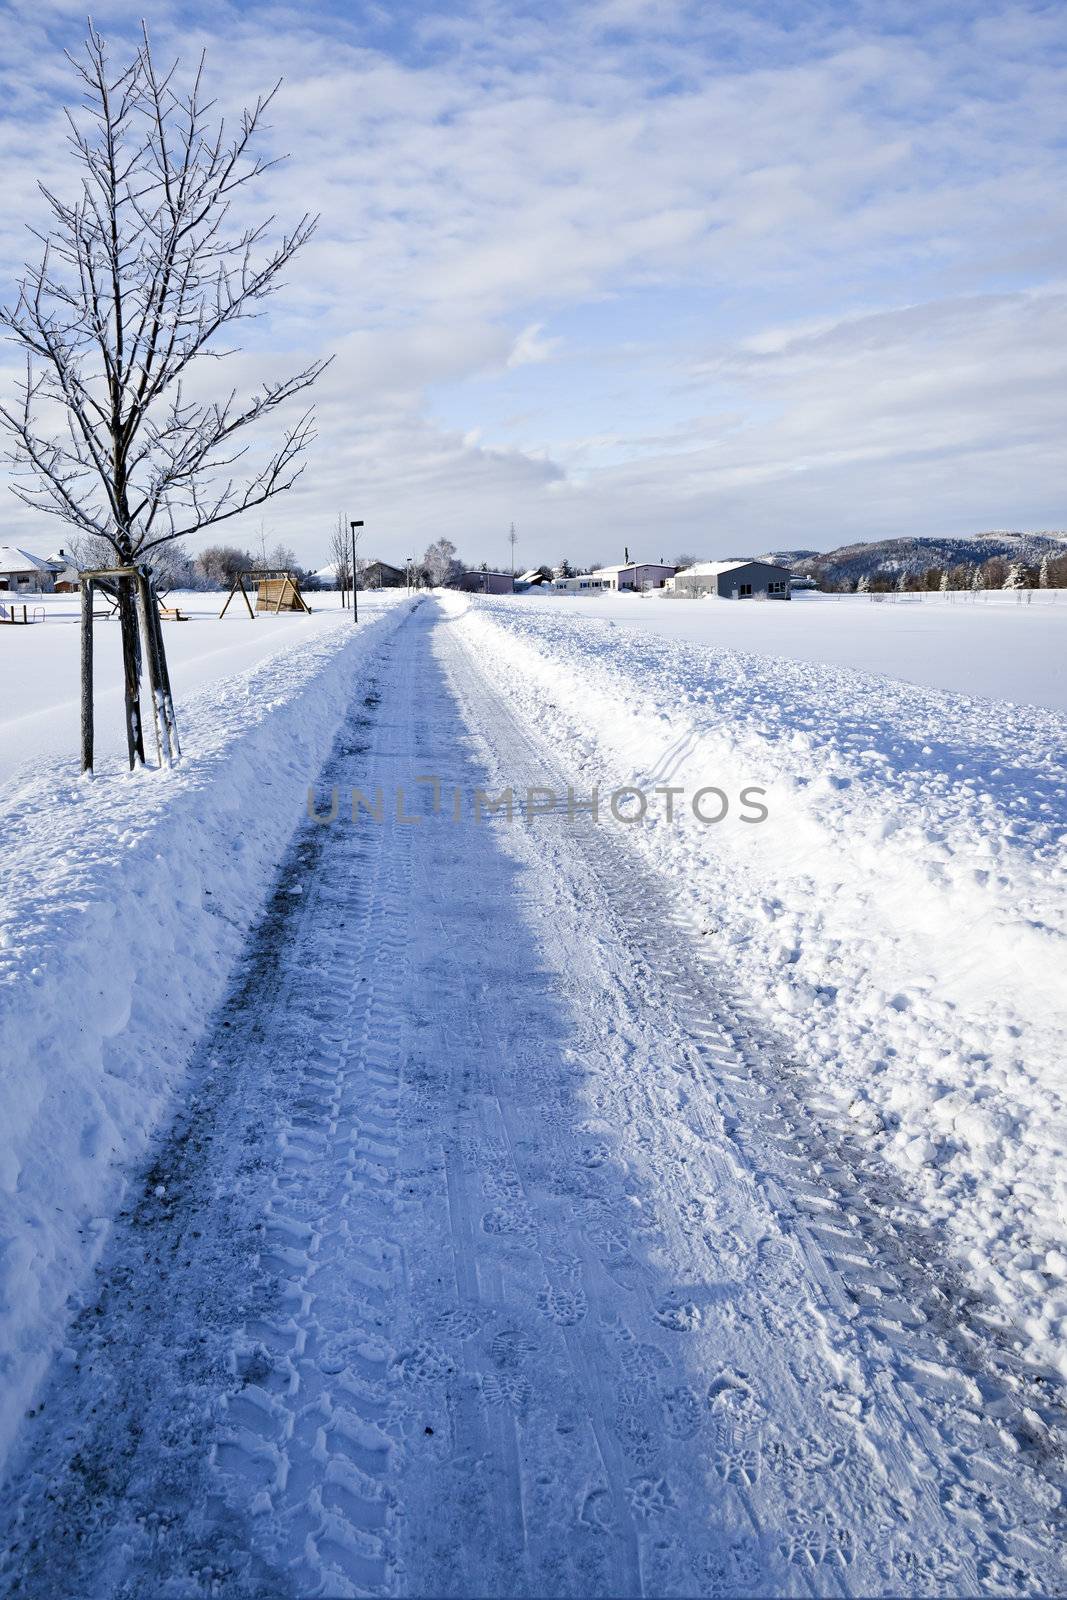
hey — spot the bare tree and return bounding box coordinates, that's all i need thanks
[198,543,252,586]
[422,537,462,587]
[0,25,330,769]
[328,512,351,603]
[268,540,297,571]
[349,519,364,589]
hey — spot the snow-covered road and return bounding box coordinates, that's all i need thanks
[1,598,1064,1598]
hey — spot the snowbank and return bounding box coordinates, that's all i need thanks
[0,596,412,1471]
[446,593,1067,1374]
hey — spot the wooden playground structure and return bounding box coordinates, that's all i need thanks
[0,601,45,624]
[219,568,311,619]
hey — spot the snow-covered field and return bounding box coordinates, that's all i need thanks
[0,588,1065,1595]
[445,592,1067,1376]
[0,588,390,794]
[521,588,1067,711]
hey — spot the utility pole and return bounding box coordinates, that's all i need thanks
[350,519,363,623]
[509,521,517,577]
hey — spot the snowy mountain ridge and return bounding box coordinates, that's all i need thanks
[760,532,1067,585]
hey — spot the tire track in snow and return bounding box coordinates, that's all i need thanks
[209,660,418,1595]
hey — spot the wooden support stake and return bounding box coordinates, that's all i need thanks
[80,578,94,775]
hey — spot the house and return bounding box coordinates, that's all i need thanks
[672,559,792,600]
[46,549,81,592]
[0,547,56,593]
[553,573,612,593]
[457,570,515,595]
[362,560,407,589]
[517,568,550,587]
[555,560,676,594]
[593,560,676,592]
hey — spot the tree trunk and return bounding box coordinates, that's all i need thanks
[147,577,181,760]
[80,579,94,775]
[134,569,169,767]
[116,574,145,769]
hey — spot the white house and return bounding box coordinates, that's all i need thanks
[554,559,676,594]
[552,572,611,593]
[0,547,57,593]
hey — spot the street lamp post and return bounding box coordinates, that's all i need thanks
[350,520,364,623]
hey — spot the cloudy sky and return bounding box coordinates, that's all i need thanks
[1,0,1065,570]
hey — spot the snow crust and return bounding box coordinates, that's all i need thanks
[0,594,411,1473]
[446,592,1067,1375]
[522,588,1067,711]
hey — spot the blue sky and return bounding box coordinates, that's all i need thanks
[0,0,1064,569]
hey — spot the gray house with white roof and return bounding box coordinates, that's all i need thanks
[0,547,57,593]
[672,559,791,599]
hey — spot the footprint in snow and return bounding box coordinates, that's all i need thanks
[654,1295,702,1332]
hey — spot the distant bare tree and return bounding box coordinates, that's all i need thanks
[268,541,297,571]
[350,519,364,591]
[328,513,352,601]
[422,537,461,587]
[198,544,252,586]
[0,25,329,769]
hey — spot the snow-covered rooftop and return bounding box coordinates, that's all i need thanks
[677,558,790,577]
[590,559,675,577]
[0,546,53,575]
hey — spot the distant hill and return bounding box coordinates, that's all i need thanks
[762,533,1067,587]
[758,549,820,566]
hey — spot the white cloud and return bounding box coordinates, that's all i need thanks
[0,1,1064,565]
[507,324,563,367]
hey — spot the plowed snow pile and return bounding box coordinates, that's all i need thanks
[448,593,1067,1375]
